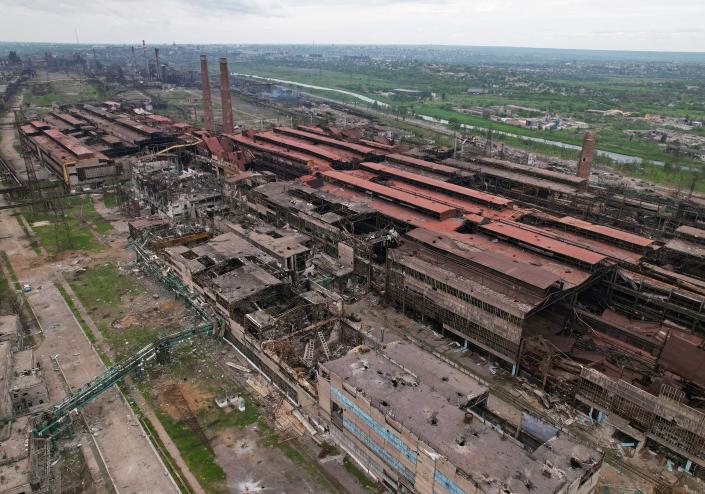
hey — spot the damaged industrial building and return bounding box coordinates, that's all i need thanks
[11,52,705,493]
[113,60,705,491]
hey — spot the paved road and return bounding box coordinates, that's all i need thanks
[0,146,178,493]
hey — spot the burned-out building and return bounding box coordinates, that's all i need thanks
[159,229,350,407]
[131,159,223,219]
[19,120,121,188]
[319,341,602,494]
[9,348,49,415]
[124,114,705,488]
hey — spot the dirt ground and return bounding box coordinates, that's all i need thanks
[213,423,326,494]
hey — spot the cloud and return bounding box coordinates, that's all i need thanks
[1,0,704,51]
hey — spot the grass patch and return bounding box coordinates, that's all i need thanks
[56,283,97,344]
[1,251,21,291]
[156,409,227,494]
[94,222,112,235]
[68,263,146,359]
[103,325,163,360]
[102,192,119,208]
[14,216,41,255]
[343,456,383,493]
[23,79,104,108]
[211,397,259,430]
[0,256,14,312]
[70,263,143,310]
[23,195,109,254]
[56,280,112,365]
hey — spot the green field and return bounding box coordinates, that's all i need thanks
[23,78,104,108]
[235,59,705,176]
[23,195,110,254]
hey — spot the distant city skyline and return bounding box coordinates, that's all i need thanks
[2,0,704,53]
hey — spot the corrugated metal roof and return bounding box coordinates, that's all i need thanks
[361,162,511,209]
[274,127,383,157]
[676,225,705,242]
[43,128,96,159]
[557,216,654,248]
[387,153,461,176]
[469,156,586,186]
[407,227,562,292]
[227,133,331,171]
[254,132,346,162]
[321,170,459,219]
[480,221,607,266]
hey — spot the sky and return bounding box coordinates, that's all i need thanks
[1,0,704,52]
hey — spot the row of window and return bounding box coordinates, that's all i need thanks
[393,262,524,326]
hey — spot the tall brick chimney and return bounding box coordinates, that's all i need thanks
[142,40,149,80]
[577,131,597,186]
[200,54,215,133]
[219,57,234,134]
[154,48,161,81]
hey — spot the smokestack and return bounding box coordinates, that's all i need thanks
[154,48,161,81]
[577,131,596,187]
[142,40,149,80]
[131,45,137,71]
[200,54,215,133]
[219,57,234,134]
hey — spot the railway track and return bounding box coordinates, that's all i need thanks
[605,451,673,492]
[0,152,23,187]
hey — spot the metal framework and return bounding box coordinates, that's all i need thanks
[33,322,214,438]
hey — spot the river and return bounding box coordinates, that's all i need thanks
[236,73,664,166]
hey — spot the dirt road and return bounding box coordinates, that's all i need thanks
[0,184,178,492]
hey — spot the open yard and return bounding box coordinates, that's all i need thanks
[22,75,104,109]
[22,194,111,254]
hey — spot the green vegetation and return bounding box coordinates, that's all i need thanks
[68,262,149,359]
[1,251,21,291]
[70,263,142,309]
[23,79,104,108]
[343,456,383,493]
[0,255,13,307]
[102,192,119,208]
[155,410,227,494]
[14,216,41,255]
[236,58,705,189]
[23,195,111,254]
[211,397,259,430]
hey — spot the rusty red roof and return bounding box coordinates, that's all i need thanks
[321,170,460,219]
[407,228,562,293]
[361,162,510,209]
[146,114,173,124]
[253,132,347,163]
[115,117,160,135]
[274,127,384,157]
[480,221,607,267]
[556,216,654,248]
[204,136,225,157]
[387,153,461,176]
[359,139,395,151]
[20,124,38,135]
[31,120,51,130]
[676,225,705,243]
[50,111,84,127]
[43,128,96,159]
[227,133,331,171]
[468,156,586,186]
